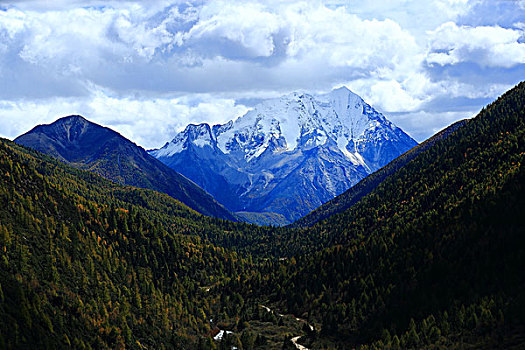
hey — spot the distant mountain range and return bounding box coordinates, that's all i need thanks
[14,115,236,221]
[12,87,417,225]
[150,87,417,224]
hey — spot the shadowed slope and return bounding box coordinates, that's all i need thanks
[15,115,236,221]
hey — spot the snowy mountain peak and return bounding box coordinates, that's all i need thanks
[154,86,412,166]
[150,86,417,224]
[327,85,361,101]
[184,123,215,142]
[151,123,216,157]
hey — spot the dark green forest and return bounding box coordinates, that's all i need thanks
[1,81,524,349]
[0,139,256,348]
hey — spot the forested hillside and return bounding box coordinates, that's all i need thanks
[226,81,525,348]
[15,115,236,221]
[0,139,259,349]
[1,81,524,350]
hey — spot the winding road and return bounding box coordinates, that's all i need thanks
[291,336,309,350]
[260,304,313,350]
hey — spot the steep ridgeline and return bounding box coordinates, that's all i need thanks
[150,87,417,224]
[292,119,468,228]
[14,115,236,221]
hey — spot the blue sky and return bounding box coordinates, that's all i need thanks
[0,0,523,148]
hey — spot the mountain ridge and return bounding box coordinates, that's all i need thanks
[292,118,469,227]
[14,115,236,221]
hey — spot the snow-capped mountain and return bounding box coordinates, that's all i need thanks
[150,87,418,224]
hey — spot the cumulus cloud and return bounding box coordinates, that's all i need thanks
[0,0,523,144]
[0,87,249,149]
[0,1,424,95]
[427,22,525,68]
[181,1,282,58]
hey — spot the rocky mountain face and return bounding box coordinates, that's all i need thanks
[150,87,418,224]
[292,119,469,228]
[15,115,236,221]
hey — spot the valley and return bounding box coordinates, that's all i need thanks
[1,0,523,349]
[0,82,524,349]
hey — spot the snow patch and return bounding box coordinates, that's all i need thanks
[213,329,233,341]
[193,139,211,147]
[151,139,184,156]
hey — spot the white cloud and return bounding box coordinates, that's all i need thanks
[434,0,473,19]
[0,7,27,38]
[427,22,525,68]
[182,1,282,58]
[0,0,523,144]
[326,0,475,39]
[435,80,515,100]
[369,80,426,113]
[389,110,476,142]
[1,1,423,90]
[284,6,421,72]
[112,10,173,60]
[0,88,249,149]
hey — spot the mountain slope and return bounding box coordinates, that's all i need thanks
[0,137,259,349]
[151,87,417,224]
[292,119,468,227]
[14,115,236,221]
[226,82,525,348]
[1,81,524,350]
